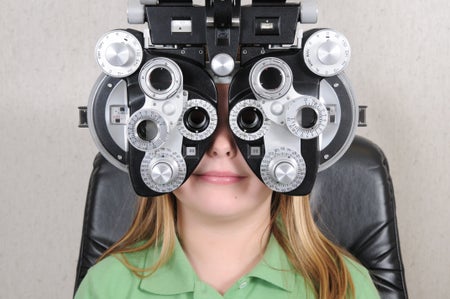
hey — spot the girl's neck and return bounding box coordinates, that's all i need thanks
[176,202,271,294]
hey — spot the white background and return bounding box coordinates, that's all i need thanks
[0,0,449,298]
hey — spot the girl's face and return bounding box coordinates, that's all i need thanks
[173,85,273,220]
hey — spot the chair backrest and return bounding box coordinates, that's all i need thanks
[74,135,408,298]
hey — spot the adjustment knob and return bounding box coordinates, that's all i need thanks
[317,41,341,65]
[151,162,175,185]
[105,43,133,67]
[260,148,306,193]
[127,0,145,24]
[211,53,235,77]
[95,30,143,78]
[273,161,297,184]
[140,149,187,193]
[300,0,318,24]
[303,29,351,77]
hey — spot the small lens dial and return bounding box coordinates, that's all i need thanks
[229,99,270,141]
[178,99,217,141]
[95,30,143,78]
[127,109,169,151]
[285,96,328,139]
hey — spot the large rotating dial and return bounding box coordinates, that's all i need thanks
[260,147,306,193]
[95,30,143,78]
[140,149,187,193]
[303,29,351,77]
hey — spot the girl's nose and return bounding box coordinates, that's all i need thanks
[206,84,237,158]
[207,124,237,158]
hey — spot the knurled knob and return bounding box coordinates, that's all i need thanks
[303,29,351,77]
[151,162,175,185]
[273,161,297,184]
[95,30,143,78]
[105,43,133,67]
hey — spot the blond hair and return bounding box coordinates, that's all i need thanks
[100,193,355,299]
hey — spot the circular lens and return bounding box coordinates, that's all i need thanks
[137,120,159,141]
[149,67,172,91]
[184,107,209,132]
[259,67,283,90]
[297,107,318,129]
[249,58,292,100]
[238,107,263,133]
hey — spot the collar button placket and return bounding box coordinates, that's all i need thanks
[193,281,221,299]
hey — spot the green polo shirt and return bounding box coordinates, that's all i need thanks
[75,236,380,299]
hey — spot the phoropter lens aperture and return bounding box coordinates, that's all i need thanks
[237,107,263,133]
[297,107,318,129]
[259,67,283,91]
[184,107,209,132]
[149,67,172,91]
[139,58,182,100]
[137,119,159,142]
[249,57,292,100]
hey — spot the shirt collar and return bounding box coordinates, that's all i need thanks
[139,238,196,295]
[139,234,298,295]
[247,235,297,292]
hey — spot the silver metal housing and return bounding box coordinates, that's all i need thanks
[88,75,128,172]
[318,73,358,171]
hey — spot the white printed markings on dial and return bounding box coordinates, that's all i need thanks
[303,29,351,77]
[285,96,328,139]
[95,30,143,78]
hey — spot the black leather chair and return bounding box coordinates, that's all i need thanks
[74,136,408,298]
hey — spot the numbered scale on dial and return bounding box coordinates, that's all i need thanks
[140,149,187,193]
[303,29,351,77]
[95,30,143,78]
[260,147,306,193]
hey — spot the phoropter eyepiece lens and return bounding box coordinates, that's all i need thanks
[184,107,209,132]
[237,107,263,133]
[178,99,217,141]
[298,107,318,129]
[259,67,283,91]
[149,67,172,91]
[137,119,159,141]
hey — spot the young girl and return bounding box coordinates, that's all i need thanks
[75,84,380,299]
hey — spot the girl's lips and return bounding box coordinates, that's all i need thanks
[194,171,246,185]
